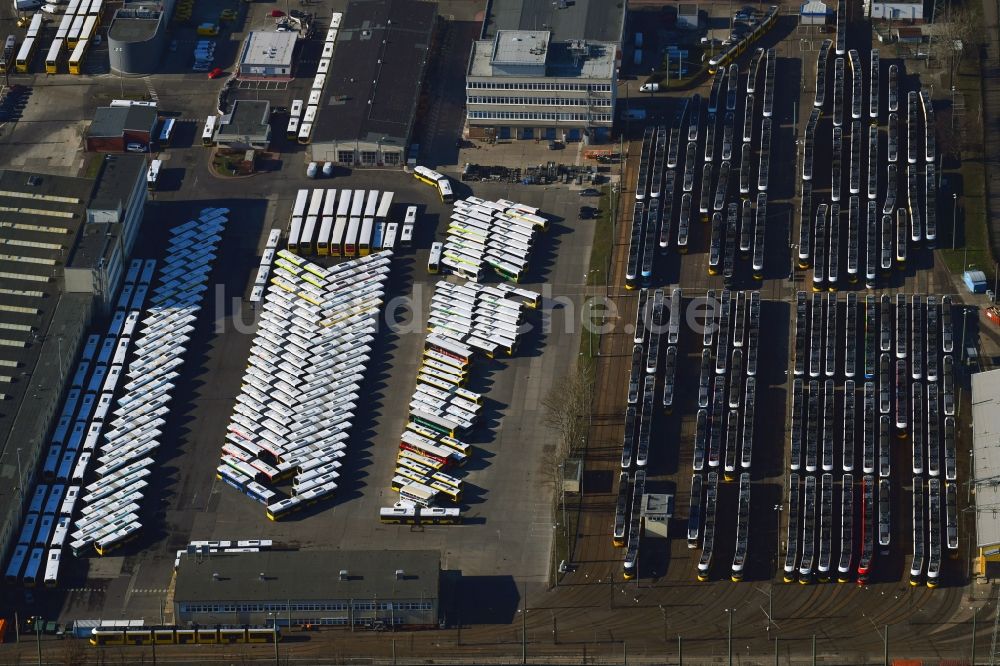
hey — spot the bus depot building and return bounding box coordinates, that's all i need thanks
[173,550,441,628]
[973,369,1000,578]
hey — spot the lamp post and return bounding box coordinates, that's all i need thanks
[112,48,125,97]
[861,613,888,666]
[724,608,735,666]
[15,447,23,509]
[774,503,783,575]
[952,193,958,250]
[586,269,599,357]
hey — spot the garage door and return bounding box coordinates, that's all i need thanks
[566,129,581,142]
[521,127,534,140]
[498,126,511,140]
[544,128,556,140]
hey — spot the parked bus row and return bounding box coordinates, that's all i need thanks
[222,250,391,521]
[442,196,548,283]
[249,229,282,303]
[287,188,397,258]
[4,257,157,586]
[71,209,228,558]
[386,281,537,510]
[174,538,275,568]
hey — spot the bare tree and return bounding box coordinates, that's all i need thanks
[540,363,594,489]
[939,6,986,88]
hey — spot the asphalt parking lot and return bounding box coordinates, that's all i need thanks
[37,156,596,623]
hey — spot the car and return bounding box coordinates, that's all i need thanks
[306,162,318,178]
[290,9,307,18]
[125,142,147,153]
[548,140,563,150]
[272,106,288,115]
[269,9,285,17]
[579,206,596,219]
[987,306,1000,326]
[219,9,236,22]
[322,162,334,177]
[580,188,600,197]
[208,67,224,79]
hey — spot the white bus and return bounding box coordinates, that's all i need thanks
[202,115,217,146]
[428,242,443,274]
[359,218,374,256]
[146,159,161,190]
[344,218,361,256]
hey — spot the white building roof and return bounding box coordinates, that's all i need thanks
[492,30,549,66]
[240,31,297,68]
[800,0,830,15]
[973,369,1000,548]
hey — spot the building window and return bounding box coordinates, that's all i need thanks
[359,151,378,165]
[337,150,355,164]
[383,151,400,166]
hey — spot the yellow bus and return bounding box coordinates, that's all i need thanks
[14,37,36,73]
[44,38,63,74]
[68,39,88,75]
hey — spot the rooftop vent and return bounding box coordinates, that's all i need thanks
[339,569,349,580]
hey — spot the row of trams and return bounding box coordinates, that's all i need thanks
[625,45,777,290]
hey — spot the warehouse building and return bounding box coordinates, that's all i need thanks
[173,550,441,628]
[310,0,436,167]
[973,369,1000,579]
[0,169,105,586]
[238,31,297,80]
[864,0,925,20]
[86,105,159,153]
[466,0,625,143]
[65,154,148,313]
[215,100,272,150]
[108,6,168,75]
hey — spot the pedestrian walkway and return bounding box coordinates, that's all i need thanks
[980,0,1000,262]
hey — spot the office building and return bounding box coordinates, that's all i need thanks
[465,0,625,143]
[238,31,297,79]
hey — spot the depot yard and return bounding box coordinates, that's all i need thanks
[0,0,995,661]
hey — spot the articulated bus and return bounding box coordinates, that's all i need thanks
[413,166,454,203]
